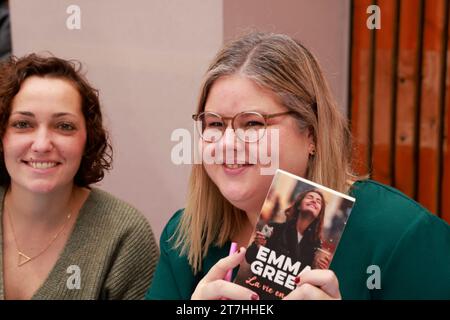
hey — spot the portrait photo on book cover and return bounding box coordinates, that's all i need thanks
[234,169,355,299]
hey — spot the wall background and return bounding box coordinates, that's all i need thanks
[9,0,350,239]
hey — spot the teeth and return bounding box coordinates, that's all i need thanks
[29,162,58,169]
[225,164,245,169]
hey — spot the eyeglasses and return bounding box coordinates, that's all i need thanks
[192,110,295,142]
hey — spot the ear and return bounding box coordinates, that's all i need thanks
[307,127,316,156]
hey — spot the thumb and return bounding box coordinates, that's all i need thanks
[203,247,246,282]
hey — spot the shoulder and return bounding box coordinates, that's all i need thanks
[159,209,184,250]
[344,179,449,260]
[82,187,153,237]
[267,221,287,231]
[349,179,445,228]
[333,180,450,298]
[162,208,185,237]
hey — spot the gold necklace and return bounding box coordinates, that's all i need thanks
[4,198,73,267]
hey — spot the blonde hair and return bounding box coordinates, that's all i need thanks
[174,32,355,273]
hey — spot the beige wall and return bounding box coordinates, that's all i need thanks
[10,0,223,238]
[9,0,349,240]
[224,0,351,111]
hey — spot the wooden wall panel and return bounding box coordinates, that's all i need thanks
[351,0,375,176]
[395,0,422,198]
[441,2,450,222]
[418,0,447,214]
[351,0,450,222]
[372,0,398,185]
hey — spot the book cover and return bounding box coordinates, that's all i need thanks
[234,169,355,299]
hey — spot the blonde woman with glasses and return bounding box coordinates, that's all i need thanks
[146,32,450,300]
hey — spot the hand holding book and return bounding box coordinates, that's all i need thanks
[283,269,341,300]
[234,169,355,300]
[191,247,260,300]
[191,169,353,300]
[254,231,268,247]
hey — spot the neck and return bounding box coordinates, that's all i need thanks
[5,183,77,229]
[230,208,260,248]
[296,214,314,234]
[246,209,260,229]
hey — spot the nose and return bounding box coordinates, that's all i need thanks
[222,125,237,146]
[221,124,245,164]
[31,128,54,153]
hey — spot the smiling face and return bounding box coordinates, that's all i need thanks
[1,76,87,194]
[299,191,323,218]
[201,75,314,215]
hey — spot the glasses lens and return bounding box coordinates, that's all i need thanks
[196,112,224,142]
[234,112,266,142]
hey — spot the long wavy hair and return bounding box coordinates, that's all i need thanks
[174,32,356,273]
[284,189,326,244]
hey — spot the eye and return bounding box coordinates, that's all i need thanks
[245,120,265,127]
[57,122,76,131]
[11,120,31,129]
[205,121,224,128]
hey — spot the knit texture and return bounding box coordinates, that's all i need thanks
[0,187,159,300]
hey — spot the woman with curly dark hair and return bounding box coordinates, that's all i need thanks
[0,54,158,299]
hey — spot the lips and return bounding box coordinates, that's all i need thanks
[23,160,61,169]
[222,163,253,175]
[224,164,247,169]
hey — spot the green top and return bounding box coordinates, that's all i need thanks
[0,186,159,300]
[146,180,450,300]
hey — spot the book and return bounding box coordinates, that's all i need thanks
[234,169,355,300]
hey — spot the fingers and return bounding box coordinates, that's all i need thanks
[192,247,261,300]
[192,280,259,300]
[283,269,341,300]
[202,247,246,282]
[283,283,333,300]
[254,239,266,247]
[316,257,330,269]
[296,269,341,299]
[254,232,265,241]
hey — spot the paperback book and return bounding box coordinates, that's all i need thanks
[234,169,355,299]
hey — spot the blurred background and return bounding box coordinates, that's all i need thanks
[1,0,449,240]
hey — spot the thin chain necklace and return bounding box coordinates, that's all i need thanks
[4,195,73,267]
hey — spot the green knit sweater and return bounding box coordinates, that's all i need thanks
[0,187,159,300]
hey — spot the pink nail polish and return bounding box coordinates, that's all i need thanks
[251,293,259,300]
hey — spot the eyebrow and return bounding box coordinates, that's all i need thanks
[203,108,269,116]
[11,111,76,118]
[307,194,322,201]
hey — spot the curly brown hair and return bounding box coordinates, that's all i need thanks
[0,53,112,187]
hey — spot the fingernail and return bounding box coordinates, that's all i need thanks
[251,293,259,300]
[294,276,301,284]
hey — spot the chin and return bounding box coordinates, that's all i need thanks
[27,184,59,194]
[19,179,68,194]
[220,188,249,203]
[219,185,267,214]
